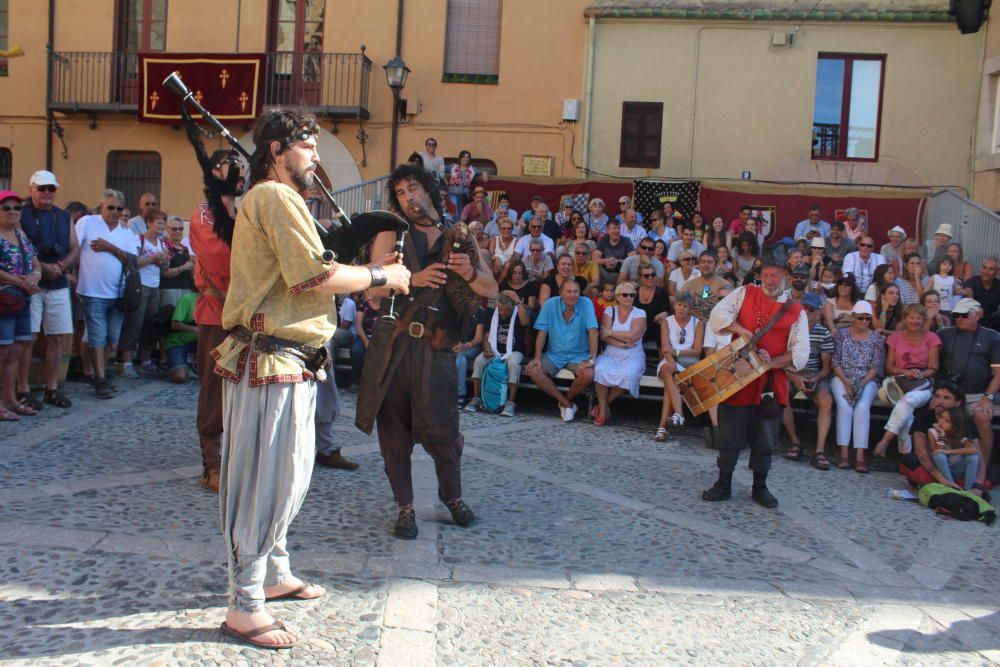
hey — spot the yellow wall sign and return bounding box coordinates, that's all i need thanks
[522,155,554,177]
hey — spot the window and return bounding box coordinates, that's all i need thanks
[266,0,325,105]
[106,151,161,212]
[0,0,9,77]
[118,0,167,53]
[811,54,885,161]
[0,148,10,190]
[443,0,502,84]
[619,102,663,169]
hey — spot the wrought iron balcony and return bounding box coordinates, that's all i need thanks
[811,122,841,158]
[48,50,372,119]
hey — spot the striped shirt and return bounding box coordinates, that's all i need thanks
[806,322,834,372]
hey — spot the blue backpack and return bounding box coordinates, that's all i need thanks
[480,356,508,413]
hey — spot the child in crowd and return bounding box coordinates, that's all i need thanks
[926,256,959,316]
[594,282,616,321]
[928,407,981,490]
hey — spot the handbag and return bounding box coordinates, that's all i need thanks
[0,284,28,315]
[115,254,142,313]
[895,373,931,394]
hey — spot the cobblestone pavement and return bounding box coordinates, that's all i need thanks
[0,376,998,666]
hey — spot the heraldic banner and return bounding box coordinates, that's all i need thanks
[138,54,265,124]
[632,180,701,223]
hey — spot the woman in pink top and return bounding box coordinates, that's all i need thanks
[873,303,941,457]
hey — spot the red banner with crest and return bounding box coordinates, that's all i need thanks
[139,53,265,124]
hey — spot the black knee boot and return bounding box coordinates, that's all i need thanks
[751,472,778,509]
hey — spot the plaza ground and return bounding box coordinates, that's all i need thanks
[0,375,997,666]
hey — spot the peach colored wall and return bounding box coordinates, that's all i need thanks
[0,0,591,215]
[587,19,982,190]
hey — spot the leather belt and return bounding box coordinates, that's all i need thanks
[230,325,330,379]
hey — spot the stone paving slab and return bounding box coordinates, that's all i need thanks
[0,377,997,664]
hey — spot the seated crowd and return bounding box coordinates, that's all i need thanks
[334,184,1000,499]
[0,172,200,419]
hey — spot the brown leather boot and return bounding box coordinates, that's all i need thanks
[200,468,220,493]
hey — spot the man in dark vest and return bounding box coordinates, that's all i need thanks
[17,170,79,409]
[357,164,498,540]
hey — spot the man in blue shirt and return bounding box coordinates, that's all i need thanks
[526,279,598,422]
[793,204,831,242]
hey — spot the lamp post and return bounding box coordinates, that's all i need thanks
[383,55,410,172]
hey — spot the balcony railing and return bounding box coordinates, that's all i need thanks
[48,50,372,119]
[811,122,841,158]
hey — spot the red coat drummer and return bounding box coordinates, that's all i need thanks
[703,259,810,508]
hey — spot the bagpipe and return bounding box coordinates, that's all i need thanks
[163,72,407,266]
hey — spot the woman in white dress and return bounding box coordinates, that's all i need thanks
[654,293,704,441]
[593,282,647,425]
[489,218,518,281]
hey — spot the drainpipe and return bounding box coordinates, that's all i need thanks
[235,0,242,51]
[45,0,55,170]
[581,15,596,173]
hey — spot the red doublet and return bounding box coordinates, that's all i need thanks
[727,285,803,407]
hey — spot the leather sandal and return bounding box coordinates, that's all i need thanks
[43,389,72,408]
[855,459,869,474]
[811,453,830,471]
[784,445,803,461]
[220,621,297,649]
[837,455,850,470]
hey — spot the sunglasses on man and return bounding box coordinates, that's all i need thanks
[106,205,124,211]
[35,185,57,193]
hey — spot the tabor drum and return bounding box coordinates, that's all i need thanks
[674,336,769,416]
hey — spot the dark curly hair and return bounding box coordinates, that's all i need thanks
[386,163,443,220]
[248,108,320,184]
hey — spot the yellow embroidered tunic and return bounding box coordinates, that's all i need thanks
[212,180,337,386]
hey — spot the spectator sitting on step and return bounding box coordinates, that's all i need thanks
[164,290,197,383]
[593,281,616,322]
[830,301,885,473]
[873,282,904,336]
[499,260,538,314]
[782,292,834,470]
[936,298,1000,496]
[592,219,635,286]
[899,382,981,490]
[455,305,488,408]
[570,242,599,298]
[667,250,700,305]
[592,281,647,426]
[872,303,940,458]
[464,292,529,417]
[521,238,554,284]
[961,257,999,330]
[920,290,951,333]
[583,197,608,237]
[618,237,665,288]
[525,278,598,423]
[928,406,982,491]
[489,218,519,283]
[538,254,588,307]
[654,293,704,441]
[460,186,493,226]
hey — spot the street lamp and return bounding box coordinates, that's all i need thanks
[383,55,410,170]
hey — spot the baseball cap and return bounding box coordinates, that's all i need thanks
[952,298,981,315]
[837,272,856,286]
[851,301,873,316]
[802,292,824,310]
[760,258,787,271]
[29,170,60,188]
[0,189,23,204]
[830,220,845,230]
[792,265,810,277]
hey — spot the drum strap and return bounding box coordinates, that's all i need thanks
[746,300,792,349]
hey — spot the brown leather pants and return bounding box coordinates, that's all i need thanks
[197,324,228,472]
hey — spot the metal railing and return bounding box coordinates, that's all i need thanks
[924,188,1000,270]
[263,52,371,118]
[49,50,371,118]
[308,175,391,222]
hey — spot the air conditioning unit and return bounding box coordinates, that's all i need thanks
[404,98,422,115]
